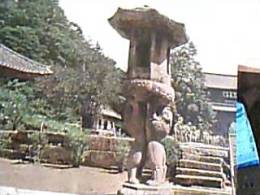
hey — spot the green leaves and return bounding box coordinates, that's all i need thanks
[0,0,124,131]
[0,80,29,130]
[161,136,180,166]
[171,42,216,131]
[67,131,89,167]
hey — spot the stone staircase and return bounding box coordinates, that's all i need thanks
[174,142,231,190]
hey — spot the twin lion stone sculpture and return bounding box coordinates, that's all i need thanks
[123,79,175,186]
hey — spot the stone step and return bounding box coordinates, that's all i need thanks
[172,185,232,195]
[180,142,229,152]
[175,174,223,188]
[181,153,223,164]
[176,167,224,179]
[119,183,173,195]
[179,159,222,172]
[180,152,231,173]
[180,148,228,159]
[180,145,229,159]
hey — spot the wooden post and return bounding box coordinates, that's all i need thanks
[80,116,83,132]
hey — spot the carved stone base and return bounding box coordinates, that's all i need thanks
[117,182,173,195]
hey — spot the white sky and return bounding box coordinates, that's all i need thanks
[59,0,260,75]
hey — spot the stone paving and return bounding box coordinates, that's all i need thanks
[0,186,109,195]
[0,186,78,195]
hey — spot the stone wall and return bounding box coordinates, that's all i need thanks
[0,130,133,169]
[83,135,133,168]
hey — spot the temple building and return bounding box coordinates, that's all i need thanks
[0,44,53,80]
[92,107,123,136]
[204,72,237,135]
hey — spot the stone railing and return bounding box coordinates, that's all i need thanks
[173,128,228,147]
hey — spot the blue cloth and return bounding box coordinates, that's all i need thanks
[236,102,259,169]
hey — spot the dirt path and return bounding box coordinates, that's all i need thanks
[0,158,127,194]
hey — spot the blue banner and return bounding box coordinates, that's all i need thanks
[236,102,259,169]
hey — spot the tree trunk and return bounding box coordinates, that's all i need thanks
[80,100,96,129]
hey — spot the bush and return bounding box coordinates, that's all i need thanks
[0,134,11,150]
[161,136,180,166]
[27,131,48,163]
[66,131,89,167]
[0,80,29,130]
[161,136,180,179]
[114,139,130,172]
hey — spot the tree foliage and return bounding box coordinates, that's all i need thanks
[161,136,180,166]
[171,42,216,131]
[0,80,29,130]
[0,0,124,130]
[0,79,69,131]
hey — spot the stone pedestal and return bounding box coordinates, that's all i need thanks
[118,183,173,195]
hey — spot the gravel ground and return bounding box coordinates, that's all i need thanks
[0,158,127,195]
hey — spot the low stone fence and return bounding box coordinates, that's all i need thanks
[0,130,133,169]
[83,135,133,168]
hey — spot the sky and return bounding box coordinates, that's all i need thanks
[59,0,260,75]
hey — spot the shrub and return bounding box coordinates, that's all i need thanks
[66,131,89,167]
[0,134,11,150]
[114,139,130,172]
[161,136,180,166]
[0,80,29,130]
[27,131,48,163]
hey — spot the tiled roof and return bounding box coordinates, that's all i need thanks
[204,72,237,90]
[100,107,122,120]
[0,44,53,75]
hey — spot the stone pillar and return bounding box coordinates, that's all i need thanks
[107,120,112,130]
[93,119,99,130]
[112,122,117,136]
[118,128,122,136]
[100,118,104,130]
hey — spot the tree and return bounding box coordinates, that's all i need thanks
[0,80,29,130]
[0,0,124,130]
[170,42,216,131]
[40,57,124,129]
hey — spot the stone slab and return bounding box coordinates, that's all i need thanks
[181,153,223,164]
[180,143,229,151]
[179,159,222,172]
[118,182,173,195]
[175,175,222,188]
[176,167,224,178]
[0,186,76,195]
[172,185,232,195]
[0,186,102,195]
[180,145,229,159]
[118,183,232,195]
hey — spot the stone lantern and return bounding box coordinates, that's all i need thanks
[109,6,188,188]
[109,7,187,85]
